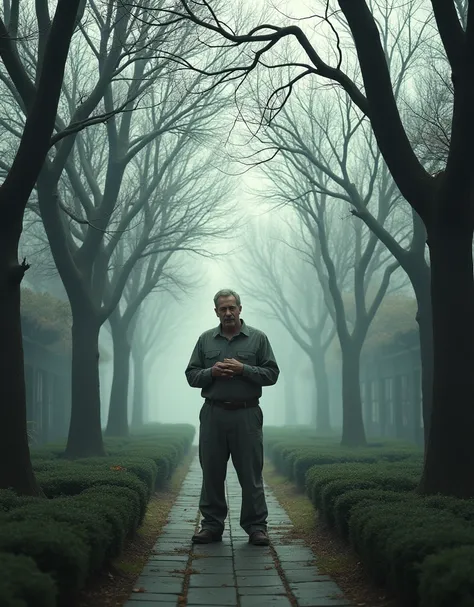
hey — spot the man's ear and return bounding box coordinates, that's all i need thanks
[214,308,219,317]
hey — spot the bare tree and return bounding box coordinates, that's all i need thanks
[0,1,83,494]
[103,131,234,436]
[256,98,401,445]
[130,293,184,427]
[260,86,434,446]
[235,218,336,432]
[0,2,233,457]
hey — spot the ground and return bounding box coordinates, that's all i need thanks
[77,452,398,607]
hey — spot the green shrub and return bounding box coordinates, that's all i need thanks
[0,490,37,513]
[349,500,474,606]
[320,480,381,526]
[36,468,148,521]
[273,444,298,475]
[117,446,170,487]
[422,495,474,523]
[328,471,416,513]
[333,488,412,540]
[306,462,419,509]
[6,499,114,572]
[418,545,474,607]
[0,552,57,607]
[72,456,158,495]
[294,451,377,490]
[0,423,194,605]
[75,484,141,555]
[291,447,421,491]
[0,521,90,606]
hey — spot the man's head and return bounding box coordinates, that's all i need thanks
[214,289,242,330]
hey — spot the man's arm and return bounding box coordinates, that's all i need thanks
[242,333,280,386]
[185,337,213,388]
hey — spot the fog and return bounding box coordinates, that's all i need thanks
[97,183,315,431]
[3,4,474,606]
[8,0,434,456]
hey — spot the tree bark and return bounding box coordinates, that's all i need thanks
[0,0,82,492]
[0,236,41,495]
[105,322,131,437]
[312,357,331,433]
[143,357,154,423]
[419,222,474,497]
[340,340,367,447]
[411,269,433,447]
[131,348,145,429]
[64,307,104,458]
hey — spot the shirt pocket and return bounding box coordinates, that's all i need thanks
[204,349,220,368]
[237,350,257,365]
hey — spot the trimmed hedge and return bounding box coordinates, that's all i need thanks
[307,462,420,522]
[0,423,195,607]
[265,437,421,491]
[0,553,57,607]
[263,426,474,607]
[333,488,412,540]
[418,545,474,607]
[0,520,90,606]
[349,500,474,606]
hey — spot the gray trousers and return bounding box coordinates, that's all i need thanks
[198,402,268,535]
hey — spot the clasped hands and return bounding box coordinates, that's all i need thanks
[211,358,243,378]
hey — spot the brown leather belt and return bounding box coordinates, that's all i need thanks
[207,399,259,410]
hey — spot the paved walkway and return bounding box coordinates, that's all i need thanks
[125,456,353,607]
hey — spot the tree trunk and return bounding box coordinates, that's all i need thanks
[411,267,433,447]
[105,323,131,437]
[0,242,41,495]
[312,358,331,433]
[340,340,367,447]
[64,308,104,458]
[283,375,297,425]
[131,349,145,429]
[419,224,474,497]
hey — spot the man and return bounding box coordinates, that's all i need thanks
[185,289,280,546]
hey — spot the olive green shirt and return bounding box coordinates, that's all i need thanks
[185,320,280,401]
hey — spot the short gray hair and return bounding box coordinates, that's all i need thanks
[214,289,241,308]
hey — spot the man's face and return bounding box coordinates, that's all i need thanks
[215,295,242,329]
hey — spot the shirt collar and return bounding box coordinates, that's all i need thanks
[213,319,249,338]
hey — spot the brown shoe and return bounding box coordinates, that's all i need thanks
[249,530,270,546]
[192,529,222,544]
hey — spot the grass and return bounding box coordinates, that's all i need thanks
[77,448,196,607]
[263,460,399,607]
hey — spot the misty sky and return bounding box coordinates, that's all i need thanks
[40,0,412,434]
[141,188,291,429]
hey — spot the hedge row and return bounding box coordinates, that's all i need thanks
[0,423,195,607]
[264,427,420,491]
[264,426,474,607]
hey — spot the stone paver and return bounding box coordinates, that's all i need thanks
[125,456,354,607]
